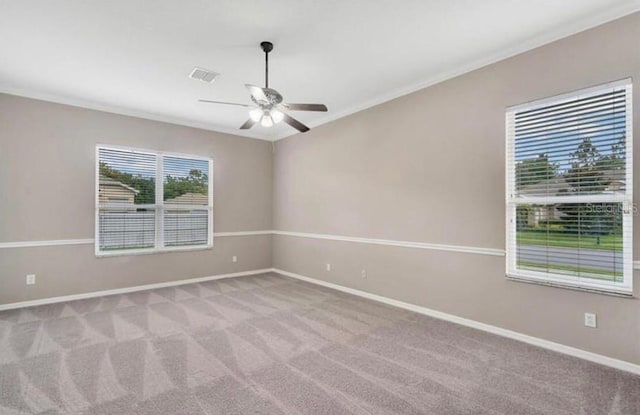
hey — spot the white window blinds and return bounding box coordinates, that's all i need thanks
[163,156,211,247]
[506,80,633,294]
[96,146,213,255]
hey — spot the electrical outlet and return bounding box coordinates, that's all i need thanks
[326,263,331,271]
[26,274,36,285]
[584,312,597,328]
[361,269,367,279]
[232,256,237,263]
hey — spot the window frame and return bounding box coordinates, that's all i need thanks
[505,79,633,295]
[95,144,214,257]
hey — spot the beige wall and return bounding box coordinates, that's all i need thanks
[0,94,273,304]
[1,12,639,367]
[273,13,640,364]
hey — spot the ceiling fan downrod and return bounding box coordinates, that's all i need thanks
[260,41,273,89]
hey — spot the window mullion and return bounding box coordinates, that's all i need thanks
[208,159,214,247]
[156,154,164,249]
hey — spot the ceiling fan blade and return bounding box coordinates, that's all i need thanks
[199,100,249,107]
[285,103,328,112]
[245,84,269,103]
[282,113,310,133]
[239,119,257,130]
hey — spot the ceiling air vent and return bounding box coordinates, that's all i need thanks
[189,67,219,83]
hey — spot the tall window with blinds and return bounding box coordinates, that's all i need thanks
[506,80,633,294]
[96,146,213,255]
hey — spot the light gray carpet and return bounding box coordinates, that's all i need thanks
[0,272,638,414]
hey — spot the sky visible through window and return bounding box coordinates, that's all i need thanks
[99,150,155,178]
[163,156,208,179]
[515,95,625,174]
[99,151,208,179]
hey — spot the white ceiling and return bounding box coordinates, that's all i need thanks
[1,0,638,141]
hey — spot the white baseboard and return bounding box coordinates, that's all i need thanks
[0,268,272,312]
[271,268,640,376]
[3,264,638,375]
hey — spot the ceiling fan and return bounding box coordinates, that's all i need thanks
[199,41,327,133]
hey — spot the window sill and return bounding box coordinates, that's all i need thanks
[96,244,213,258]
[506,274,634,298]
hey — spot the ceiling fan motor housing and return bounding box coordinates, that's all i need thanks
[251,88,283,107]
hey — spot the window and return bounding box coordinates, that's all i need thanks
[96,146,213,255]
[506,80,632,295]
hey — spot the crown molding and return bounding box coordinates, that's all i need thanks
[0,86,275,142]
[3,7,639,143]
[274,3,640,140]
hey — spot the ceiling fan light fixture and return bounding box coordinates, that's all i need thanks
[271,109,284,123]
[261,114,274,127]
[249,108,263,122]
